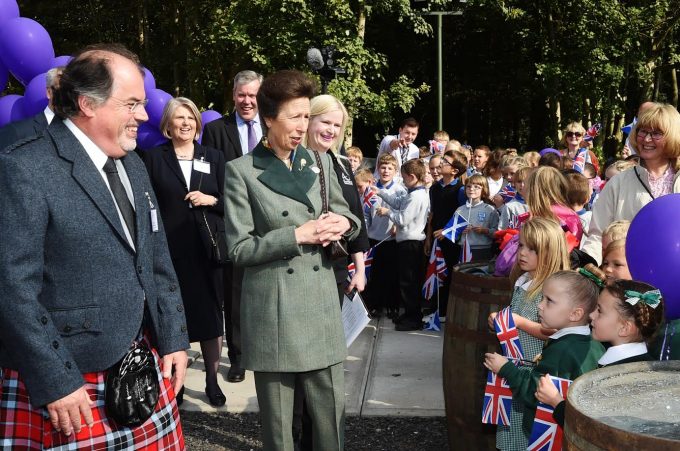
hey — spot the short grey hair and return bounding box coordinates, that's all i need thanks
[233,70,263,92]
[46,67,63,89]
[159,97,203,141]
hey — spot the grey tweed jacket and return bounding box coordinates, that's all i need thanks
[0,120,190,407]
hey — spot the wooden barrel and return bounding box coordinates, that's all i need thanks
[443,262,512,451]
[565,361,680,450]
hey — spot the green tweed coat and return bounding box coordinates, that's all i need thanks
[224,143,360,373]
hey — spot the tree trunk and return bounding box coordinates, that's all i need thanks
[672,67,678,108]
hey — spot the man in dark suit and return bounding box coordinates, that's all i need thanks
[202,70,265,383]
[0,44,189,448]
[0,66,62,150]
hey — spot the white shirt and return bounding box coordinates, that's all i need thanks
[598,342,648,366]
[514,273,533,291]
[44,107,55,125]
[549,325,591,340]
[373,134,420,183]
[178,160,193,188]
[63,119,135,249]
[235,112,262,155]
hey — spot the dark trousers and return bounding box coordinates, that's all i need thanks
[223,263,242,366]
[364,239,399,311]
[398,239,425,324]
[437,239,461,317]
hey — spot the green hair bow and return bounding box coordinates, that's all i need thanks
[578,267,605,288]
[624,289,662,309]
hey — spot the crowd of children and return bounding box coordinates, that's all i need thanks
[346,110,677,448]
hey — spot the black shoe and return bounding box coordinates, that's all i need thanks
[369,308,383,319]
[205,385,227,407]
[227,365,246,383]
[395,320,423,331]
[387,309,399,320]
[392,313,407,324]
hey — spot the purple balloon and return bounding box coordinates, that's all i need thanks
[627,194,680,320]
[0,58,8,93]
[136,122,166,150]
[22,72,48,116]
[145,88,172,127]
[142,67,156,96]
[0,94,22,126]
[201,109,222,126]
[0,0,19,25]
[51,55,72,68]
[0,17,55,86]
[9,96,27,121]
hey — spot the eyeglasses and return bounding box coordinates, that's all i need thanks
[111,97,149,113]
[566,131,582,138]
[637,128,665,141]
[438,160,453,168]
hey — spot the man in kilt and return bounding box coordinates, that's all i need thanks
[0,44,190,449]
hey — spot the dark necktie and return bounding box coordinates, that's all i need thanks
[103,157,136,245]
[246,120,257,152]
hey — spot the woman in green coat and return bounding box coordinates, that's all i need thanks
[224,70,360,451]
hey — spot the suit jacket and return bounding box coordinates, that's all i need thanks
[224,143,360,372]
[140,141,225,260]
[202,111,266,162]
[0,111,49,151]
[0,120,190,407]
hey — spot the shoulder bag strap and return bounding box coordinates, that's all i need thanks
[312,150,329,214]
[634,166,654,199]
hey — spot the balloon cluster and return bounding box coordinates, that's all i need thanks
[0,0,221,148]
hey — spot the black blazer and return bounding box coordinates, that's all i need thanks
[202,111,267,162]
[0,112,49,151]
[140,141,225,260]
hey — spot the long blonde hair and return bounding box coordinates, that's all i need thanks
[303,94,348,154]
[510,217,571,300]
[525,166,569,222]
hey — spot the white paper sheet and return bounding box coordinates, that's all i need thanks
[342,292,371,347]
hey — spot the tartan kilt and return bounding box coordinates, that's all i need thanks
[0,337,184,450]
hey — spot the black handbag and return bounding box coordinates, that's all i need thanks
[312,150,349,261]
[105,341,160,427]
[201,210,229,265]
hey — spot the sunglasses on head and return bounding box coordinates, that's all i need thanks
[566,131,582,138]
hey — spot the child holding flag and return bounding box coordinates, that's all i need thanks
[374,159,430,331]
[484,269,605,446]
[488,217,571,450]
[536,266,664,427]
[452,175,499,262]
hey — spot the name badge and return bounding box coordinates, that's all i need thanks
[145,192,159,232]
[342,173,352,185]
[478,211,487,222]
[194,159,211,174]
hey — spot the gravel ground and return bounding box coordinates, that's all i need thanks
[181,412,448,450]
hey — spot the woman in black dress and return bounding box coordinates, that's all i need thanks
[141,97,226,406]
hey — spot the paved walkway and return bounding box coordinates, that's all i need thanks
[179,317,445,417]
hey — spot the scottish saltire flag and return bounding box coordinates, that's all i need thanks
[498,184,516,203]
[423,310,441,331]
[584,123,601,142]
[494,307,524,360]
[573,147,588,174]
[528,376,573,451]
[422,242,443,300]
[481,371,512,425]
[346,247,375,283]
[459,236,472,263]
[362,188,379,217]
[442,212,468,243]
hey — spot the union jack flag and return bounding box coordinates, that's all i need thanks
[528,376,572,451]
[363,188,379,217]
[584,123,601,142]
[481,371,513,425]
[498,184,516,203]
[573,148,588,174]
[422,241,447,300]
[346,247,375,283]
[494,307,524,360]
